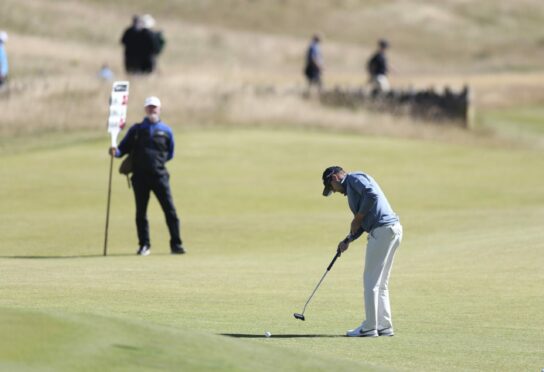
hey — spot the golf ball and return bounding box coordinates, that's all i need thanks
[264,331,271,338]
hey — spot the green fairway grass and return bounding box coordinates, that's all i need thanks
[481,105,544,145]
[0,308,376,371]
[1,129,543,371]
[2,0,544,370]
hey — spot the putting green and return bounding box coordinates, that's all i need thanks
[1,129,543,371]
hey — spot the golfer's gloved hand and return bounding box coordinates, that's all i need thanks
[109,147,117,156]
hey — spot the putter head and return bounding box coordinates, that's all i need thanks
[293,313,305,321]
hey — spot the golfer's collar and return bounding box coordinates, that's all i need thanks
[339,174,348,196]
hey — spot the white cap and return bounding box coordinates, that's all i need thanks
[0,31,8,43]
[141,14,156,29]
[144,96,161,107]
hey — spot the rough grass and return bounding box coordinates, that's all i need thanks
[1,0,544,141]
[62,0,544,71]
[1,129,543,371]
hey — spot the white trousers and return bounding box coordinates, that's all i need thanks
[371,74,390,92]
[361,222,403,331]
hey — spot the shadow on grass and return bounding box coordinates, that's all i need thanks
[221,333,344,339]
[112,344,142,351]
[0,253,136,259]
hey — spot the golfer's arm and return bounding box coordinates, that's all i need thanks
[351,213,364,235]
[343,214,364,244]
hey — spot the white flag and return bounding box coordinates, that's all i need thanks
[107,81,130,147]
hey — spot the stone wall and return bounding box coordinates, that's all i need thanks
[319,85,472,128]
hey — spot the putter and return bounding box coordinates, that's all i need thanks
[293,250,341,321]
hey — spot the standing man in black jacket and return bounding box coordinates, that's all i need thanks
[110,96,186,256]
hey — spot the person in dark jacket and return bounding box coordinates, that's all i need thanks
[140,14,165,73]
[121,15,157,74]
[367,39,390,93]
[110,96,186,256]
[303,34,324,94]
[121,16,144,74]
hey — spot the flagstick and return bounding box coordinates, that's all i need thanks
[103,152,114,256]
[104,80,129,257]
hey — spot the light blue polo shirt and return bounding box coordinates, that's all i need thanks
[342,172,399,233]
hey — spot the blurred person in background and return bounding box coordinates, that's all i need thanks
[0,31,9,87]
[98,63,114,81]
[140,14,166,74]
[121,15,144,74]
[367,39,391,94]
[304,34,324,95]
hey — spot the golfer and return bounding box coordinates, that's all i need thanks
[111,96,186,256]
[322,166,402,337]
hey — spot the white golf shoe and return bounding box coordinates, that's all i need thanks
[378,328,395,337]
[346,325,378,337]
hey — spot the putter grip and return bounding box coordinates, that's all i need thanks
[327,251,340,271]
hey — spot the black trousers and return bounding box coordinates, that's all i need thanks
[131,173,182,249]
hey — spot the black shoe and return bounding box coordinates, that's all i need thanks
[137,245,151,256]
[171,246,186,255]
